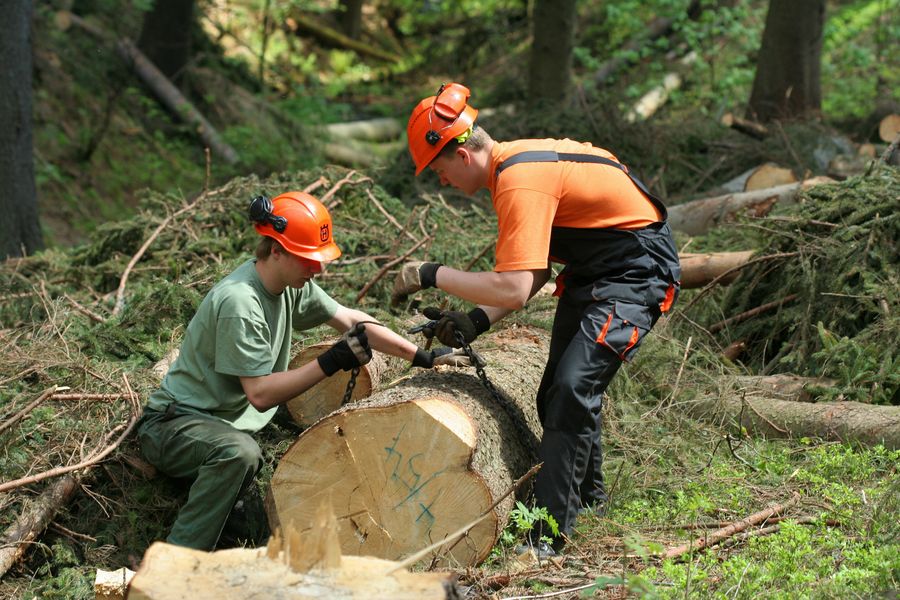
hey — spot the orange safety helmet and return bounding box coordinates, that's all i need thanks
[407,82,478,175]
[250,191,342,262]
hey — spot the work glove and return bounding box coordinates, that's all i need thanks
[411,346,483,368]
[391,262,442,307]
[317,324,372,376]
[421,306,491,348]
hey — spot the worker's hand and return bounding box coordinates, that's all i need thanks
[410,346,481,368]
[422,307,491,348]
[317,324,372,376]
[391,262,442,307]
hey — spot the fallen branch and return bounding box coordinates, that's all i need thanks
[61,12,239,165]
[365,189,417,242]
[708,293,799,334]
[63,293,105,323]
[0,474,81,578]
[0,377,141,494]
[321,170,370,207]
[0,386,58,436]
[660,493,801,560]
[285,13,401,63]
[720,112,769,140]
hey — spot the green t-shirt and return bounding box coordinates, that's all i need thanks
[148,259,339,432]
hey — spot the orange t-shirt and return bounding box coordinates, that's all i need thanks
[488,139,662,272]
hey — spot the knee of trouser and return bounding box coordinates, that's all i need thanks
[216,436,263,476]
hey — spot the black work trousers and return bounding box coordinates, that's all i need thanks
[532,292,661,544]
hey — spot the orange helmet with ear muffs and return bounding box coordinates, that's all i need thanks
[407,82,478,175]
[249,192,341,262]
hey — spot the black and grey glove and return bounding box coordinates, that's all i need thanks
[317,324,372,376]
[390,262,442,307]
[411,346,479,368]
[421,306,491,348]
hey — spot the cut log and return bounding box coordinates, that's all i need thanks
[128,511,458,599]
[733,374,837,403]
[668,177,834,236]
[286,345,391,427]
[324,139,405,168]
[94,567,135,600]
[720,112,769,140]
[679,251,754,289]
[688,394,900,449]
[325,118,403,142]
[744,163,797,191]
[624,52,695,124]
[878,114,900,143]
[267,326,548,567]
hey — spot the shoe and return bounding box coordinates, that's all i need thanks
[514,540,557,560]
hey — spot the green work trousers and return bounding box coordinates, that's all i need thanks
[136,407,263,550]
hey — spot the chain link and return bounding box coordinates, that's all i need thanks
[456,331,540,461]
[341,366,360,406]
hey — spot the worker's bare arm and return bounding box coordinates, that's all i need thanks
[240,361,327,412]
[327,306,418,361]
[436,267,551,311]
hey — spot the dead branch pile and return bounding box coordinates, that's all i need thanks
[711,166,899,405]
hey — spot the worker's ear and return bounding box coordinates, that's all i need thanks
[456,147,472,166]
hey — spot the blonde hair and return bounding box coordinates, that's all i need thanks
[255,236,280,260]
[437,125,492,160]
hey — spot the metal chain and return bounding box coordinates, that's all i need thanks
[455,331,540,460]
[341,366,360,406]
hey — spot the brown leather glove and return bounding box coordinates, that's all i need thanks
[391,262,441,307]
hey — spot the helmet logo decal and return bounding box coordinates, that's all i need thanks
[320,224,330,242]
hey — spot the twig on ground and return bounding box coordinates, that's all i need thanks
[0,386,58,436]
[365,188,417,242]
[63,293,105,323]
[660,492,801,560]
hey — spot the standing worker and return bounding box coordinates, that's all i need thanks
[138,191,462,551]
[392,83,681,555]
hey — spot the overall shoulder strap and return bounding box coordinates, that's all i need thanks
[495,150,667,220]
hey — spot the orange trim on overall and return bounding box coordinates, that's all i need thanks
[553,272,568,297]
[659,282,677,314]
[623,326,640,357]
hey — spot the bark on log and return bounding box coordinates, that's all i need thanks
[688,394,900,449]
[286,345,393,427]
[668,177,834,236]
[733,374,837,403]
[62,12,239,165]
[267,326,548,567]
[0,474,80,578]
[679,251,754,288]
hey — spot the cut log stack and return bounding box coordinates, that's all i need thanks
[266,326,548,567]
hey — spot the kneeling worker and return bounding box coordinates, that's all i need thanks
[138,191,458,551]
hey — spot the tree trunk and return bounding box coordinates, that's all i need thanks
[667,177,833,236]
[679,251,755,288]
[689,394,900,449]
[733,374,837,403]
[337,0,364,40]
[325,117,402,142]
[137,0,196,83]
[528,0,576,105]
[286,12,400,63]
[267,327,548,567]
[747,0,825,122]
[0,0,42,259]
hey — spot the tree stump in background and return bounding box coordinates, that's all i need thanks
[267,326,549,567]
[285,344,391,427]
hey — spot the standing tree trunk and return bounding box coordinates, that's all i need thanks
[528,0,577,106]
[0,0,42,259]
[337,0,364,40]
[747,0,825,122]
[137,0,196,84]
[267,327,548,567]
